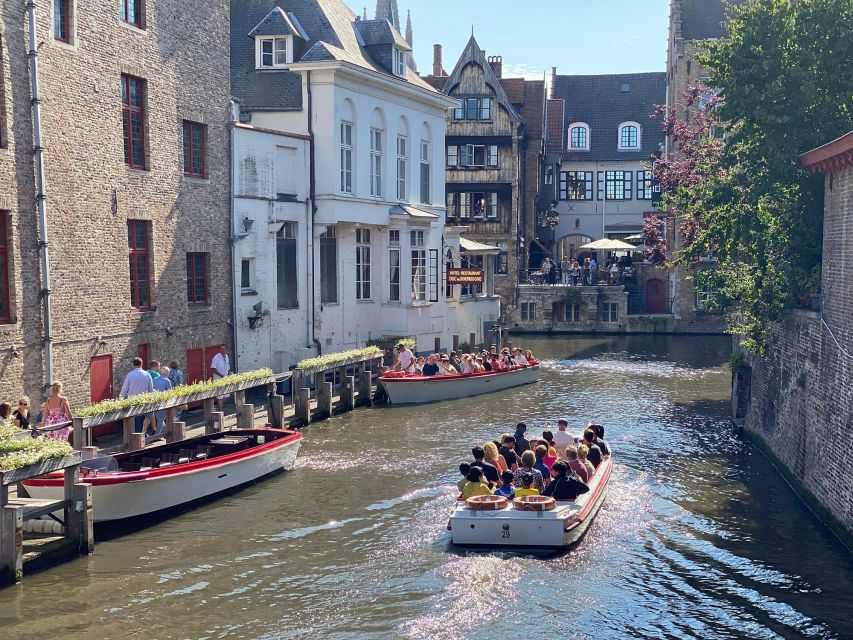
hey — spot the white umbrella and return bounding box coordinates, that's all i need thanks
[623,234,644,244]
[579,238,638,251]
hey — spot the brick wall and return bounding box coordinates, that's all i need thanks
[742,165,853,545]
[0,1,232,410]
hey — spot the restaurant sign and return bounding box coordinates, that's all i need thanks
[447,268,484,284]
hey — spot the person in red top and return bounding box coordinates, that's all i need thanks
[565,445,589,483]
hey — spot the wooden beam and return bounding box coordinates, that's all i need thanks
[0,505,23,584]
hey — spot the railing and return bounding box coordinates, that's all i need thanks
[518,269,638,287]
[627,297,675,315]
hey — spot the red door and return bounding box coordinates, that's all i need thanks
[90,354,115,437]
[646,278,667,314]
[186,348,205,410]
[137,343,150,369]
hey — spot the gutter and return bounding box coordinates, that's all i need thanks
[306,70,319,355]
[229,104,240,373]
[27,0,54,391]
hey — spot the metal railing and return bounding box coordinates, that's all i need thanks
[518,269,637,287]
[627,297,675,315]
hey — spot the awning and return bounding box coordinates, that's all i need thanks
[388,204,440,219]
[460,237,501,255]
[580,238,638,251]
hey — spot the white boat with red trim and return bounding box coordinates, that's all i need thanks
[380,364,540,405]
[22,428,301,522]
[448,455,612,549]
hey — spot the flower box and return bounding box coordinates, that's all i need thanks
[296,351,384,376]
[0,453,82,486]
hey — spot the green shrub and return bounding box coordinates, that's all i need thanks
[296,346,382,371]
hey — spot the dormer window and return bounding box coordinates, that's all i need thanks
[256,36,292,69]
[393,47,406,76]
[568,123,590,151]
[618,122,641,150]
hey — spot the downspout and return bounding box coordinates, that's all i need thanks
[228,104,239,373]
[27,0,54,390]
[306,70,320,355]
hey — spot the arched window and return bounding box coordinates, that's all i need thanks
[419,122,432,204]
[567,123,590,151]
[339,99,356,194]
[618,122,640,150]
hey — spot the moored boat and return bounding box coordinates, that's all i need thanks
[448,455,612,549]
[22,428,301,522]
[380,364,540,405]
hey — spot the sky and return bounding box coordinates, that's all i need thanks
[345,0,671,78]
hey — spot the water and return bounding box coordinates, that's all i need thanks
[2,335,852,639]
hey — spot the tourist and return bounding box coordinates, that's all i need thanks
[609,261,621,285]
[540,257,553,285]
[582,428,603,467]
[490,354,505,372]
[470,445,500,484]
[414,357,426,375]
[543,462,590,500]
[449,351,463,373]
[147,359,161,379]
[513,450,545,492]
[456,463,471,493]
[483,441,508,475]
[168,360,185,387]
[590,424,610,456]
[565,445,589,483]
[0,402,11,423]
[461,467,493,499]
[524,350,538,365]
[392,342,416,373]
[552,419,573,454]
[533,446,552,486]
[515,473,540,497]
[511,348,527,366]
[461,354,475,374]
[120,357,154,433]
[437,354,456,375]
[421,354,440,376]
[499,434,519,471]
[571,259,581,286]
[541,431,558,468]
[149,365,173,437]
[493,470,516,499]
[513,422,530,455]
[577,444,596,480]
[36,381,73,441]
[561,256,571,285]
[210,344,232,410]
[583,257,591,284]
[12,396,31,430]
[589,256,598,285]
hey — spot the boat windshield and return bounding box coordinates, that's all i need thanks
[81,455,120,473]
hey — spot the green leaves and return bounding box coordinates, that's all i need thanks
[0,436,73,471]
[296,347,382,372]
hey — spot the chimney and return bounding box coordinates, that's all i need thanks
[550,66,557,98]
[488,55,503,78]
[433,44,443,77]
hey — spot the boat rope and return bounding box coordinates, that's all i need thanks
[821,314,853,361]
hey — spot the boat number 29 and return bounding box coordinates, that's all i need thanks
[501,530,510,538]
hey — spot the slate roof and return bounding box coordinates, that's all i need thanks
[551,72,666,162]
[231,0,434,113]
[679,0,740,41]
[248,7,300,37]
[356,19,411,50]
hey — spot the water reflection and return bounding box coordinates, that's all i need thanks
[1,335,851,639]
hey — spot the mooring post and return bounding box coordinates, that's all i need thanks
[0,505,23,584]
[72,417,88,450]
[164,407,176,441]
[236,402,254,428]
[129,432,145,451]
[63,464,80,553]
[338,366,348,398]
[172,421,186,441]
[358,362,372,406]
[203,398,215,432]
[210,411,224,433]
[122,416,134,451]
[469,332,476,351]
[73,483,94,555]
[342,376,356,411]
[453,334,459,351]
[434,337,441,353]
[296,387,310,424]
[315,382,333,420]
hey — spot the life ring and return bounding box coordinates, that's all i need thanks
[466,494,509,510]
[512,495,556,511]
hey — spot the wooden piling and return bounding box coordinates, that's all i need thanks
[72,417,89,450]
[203,398,215,431]
[470,332,476,350]
[129,433,145,451]
[434,337,441,353]
[122,416,134,451]
[236,403,254,428]
[209,411,224,434]
[453,334,459,351]
[314,382,333,420]
[358,362,372,406]
[164,407,176,441]
[0,505,23,584]
[341,376,356,411]
[295,387,310,424]
[171,421,186,442]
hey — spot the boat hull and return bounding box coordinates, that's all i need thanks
[23,429,301,522]
[449,456,612,548]
[381,365,540,405]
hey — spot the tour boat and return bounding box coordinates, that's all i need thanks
[22,428,301,522]
[380,364,540,405]
[448,455,612,549]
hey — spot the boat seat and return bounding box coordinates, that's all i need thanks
[141,457,159,469]
[178,449,195,463]
[195,445,212,460]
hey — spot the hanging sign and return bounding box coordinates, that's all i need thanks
[447,268,484,284]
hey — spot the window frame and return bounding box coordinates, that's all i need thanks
[559,171,594,201]
[119,0,142,28]
[410,230,426,302]
[0,213,12,323]
[276,221,298,309]
[240,258,254,292]
[446,145,458,168]
[453,97,491,121]
[419,140,430,204]
[598,170,632,201]
[388,230,401,302]
[520,301,535,321]
[320,226,338,304]
[355,228,371,301]
[618,122,641,150]
[340,121,353,194]
[396,135,407,201]
[121,74,147,169]
[54,0,72,43]
[256,36,292,69]
[127,220,152,311]
[637,170,654,200]
[186,252,209,306]
[182,120,207,178]
[568,123,590,151]
[393,47,406,76]
[369,127,383,198]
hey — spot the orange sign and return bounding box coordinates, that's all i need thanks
[447,268,484,284]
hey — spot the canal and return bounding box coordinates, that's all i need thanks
[2,335,852,639]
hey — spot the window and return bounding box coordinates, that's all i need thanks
[411,230,426,301]
[396,136,407,201]
[186,252,209,306]
[419,140,430,204]
[444,248,454,298]
[618,122,640,149]
[559,171,593,201]
[520,302,535,321]
[450,144,499,168]
[601,302,618,322]
[120,0,142,28]
[452,192,498,219]
[637,170,654,200]
[0,214,11,323]
[355,228,371,300]
[597,171,632,200]
[127,220,151,310]
[276,222,298,309]
[340,121,353,194]
[182,121,206,178]
[389,230,400,302]
[446,146,458,167]
[496,250,508,275]
[487,145,499,167]
[453,97,491,121]
[370,128,383,197]
[276,145,297,196]
[54,0,71,42]
[568,124,589,150]
[257,37,291,68]
[320,226,337,303]
[240,258,253,292]
[460,255,482,297]
[393,48,406,76]
[556,302,580,322]
[121,75,146,168]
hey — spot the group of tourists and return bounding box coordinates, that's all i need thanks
[456,421,611,502]
[538,255,635,287]
[390,343,538,377]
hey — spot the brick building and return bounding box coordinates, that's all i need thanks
[735,131,853,546]
[423,37,544,318]
[0,1,232,412]
[663,0,732,332]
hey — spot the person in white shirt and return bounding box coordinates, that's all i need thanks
[210,344,231,409]
[437,355,456,375]
[552,418,574,456]
[511,348,528,366]
[119,357,154,433]
[392,343,415,373]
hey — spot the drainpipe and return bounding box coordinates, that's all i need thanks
[27,1,54,391]
[228,104,240,373]
[306,70,319,355]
